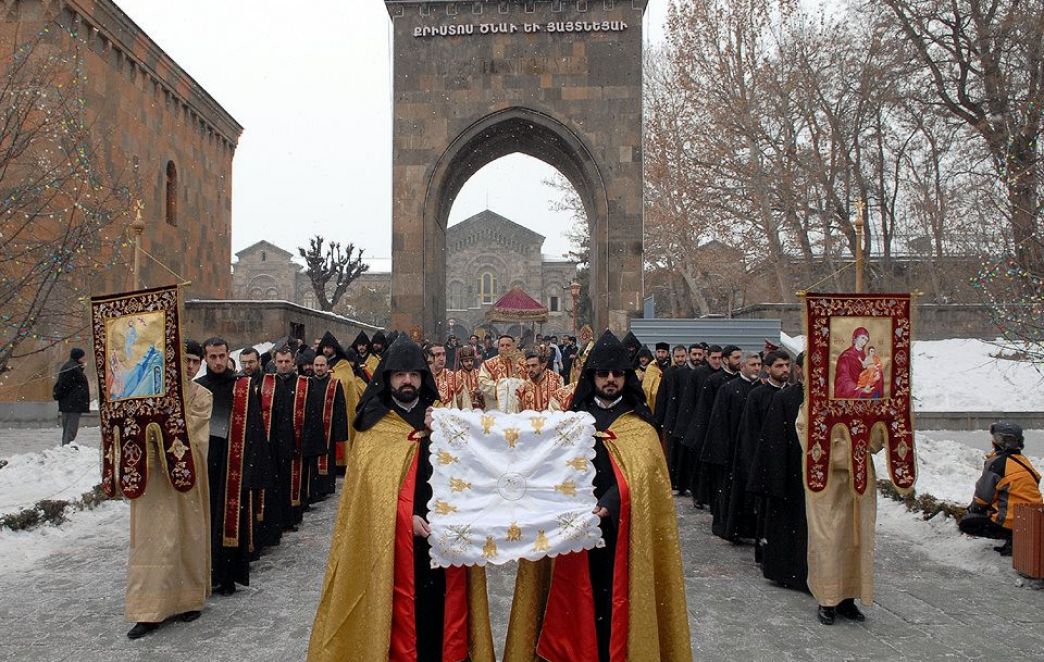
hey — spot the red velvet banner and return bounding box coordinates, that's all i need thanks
[803,293,917,496]
[91,285,193,499]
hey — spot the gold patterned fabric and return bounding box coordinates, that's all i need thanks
[798,408,881,607]
[307,413,494,662]
[516,370,564,412]
[641,363,663,415]
[504,413,692,662]
[454,368,481,409]
[125,381,212,622]
[478,355,525,409]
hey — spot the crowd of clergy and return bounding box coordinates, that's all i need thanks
[123,322,887,657]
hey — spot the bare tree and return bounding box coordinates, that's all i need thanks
[881,0,1044,273]
[298,236,369,312]
[0,29,134,374]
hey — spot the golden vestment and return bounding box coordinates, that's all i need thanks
[363,352,381,378]
[328,361,362,465]
[307,413,495,662]
[453,368,481,409]
[641,363,663,414]
[504,413,692,661]
[125,381,212,622]
[798,408,882,607]
[515,370,565,412]
[478,355,525,409]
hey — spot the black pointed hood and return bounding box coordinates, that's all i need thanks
[637,345,654,364]
[318,331,348,362]
[352,330,371,352]
[371,330,387,352]
[386,330,400,346]
[622,331,642,368]
[571,330,655,426]
[354,335,439,431]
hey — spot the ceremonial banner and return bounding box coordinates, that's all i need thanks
[427,408,603,568]
[91,285,193,499]
[803,293,916,496]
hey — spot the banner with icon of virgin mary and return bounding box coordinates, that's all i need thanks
[803,293,916,496]
[91,285,194,499]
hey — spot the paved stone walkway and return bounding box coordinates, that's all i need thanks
[1,433,1043,660]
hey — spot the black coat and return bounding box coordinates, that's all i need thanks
[54,360,89,413]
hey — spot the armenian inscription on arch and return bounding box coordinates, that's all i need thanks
[385,0,647,337]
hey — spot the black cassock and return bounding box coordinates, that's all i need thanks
[656,365,688,484]
[697,375,758,538]
[303,375,348,501]
[196,370,268,588]
[722,381,783,542]
[683,368,734,503]
[269,373,304,529]
[671,365,716,495]
[746,384,808,591]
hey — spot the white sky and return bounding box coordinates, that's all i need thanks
[115,0,669,271]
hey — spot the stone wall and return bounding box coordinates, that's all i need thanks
[0,0,241,403]
[733,303,1003,340]
[183,300,379,352]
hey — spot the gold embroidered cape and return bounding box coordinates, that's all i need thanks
[641,363,663,415]
[504,412,692,662]
[307,413,495,662]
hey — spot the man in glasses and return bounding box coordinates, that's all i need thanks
[505,330,692,662]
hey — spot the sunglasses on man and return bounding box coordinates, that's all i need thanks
[594,370,627,378]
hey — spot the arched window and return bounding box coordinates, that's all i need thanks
[479,272,497,305]
[448,281,465,310]
[165,161,177,226]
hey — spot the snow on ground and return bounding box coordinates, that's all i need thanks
[0,500,126,575]
[873,430,1044,578]
[782,333,1044,411]
[913,338,1044,411]
[0,444,103,516]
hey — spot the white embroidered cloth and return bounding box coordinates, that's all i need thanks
[426,408,603,568]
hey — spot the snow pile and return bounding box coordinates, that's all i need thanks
[912,339,1043,411]
[0,443,128,575]
[0,445,103,517]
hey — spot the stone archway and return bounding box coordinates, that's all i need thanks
[385,1,647,338]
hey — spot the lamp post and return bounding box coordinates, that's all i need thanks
[130,200,146,290]
[568,281,581,334]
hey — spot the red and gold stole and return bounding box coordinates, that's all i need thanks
[223,376,252,547]
[259,374,309,506]
[434,369,455,404]
[291,376,309,506]
[318,378,339,476]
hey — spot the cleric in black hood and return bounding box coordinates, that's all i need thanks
[571,329,656,431]
[354,335,439,432]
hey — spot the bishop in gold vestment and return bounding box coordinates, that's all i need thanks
[478,335,525,409]
[505,331,692,662]
[308,337,494,662]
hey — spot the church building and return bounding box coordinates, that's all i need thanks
[232,210,578,337]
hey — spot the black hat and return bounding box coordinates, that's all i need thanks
[319,331,347,361]
[296,348,316,366]
[655,342,670,352]
[70,347,86,361]
[570,330,655,426]
[372,330,387,347]
[352,330,371,349]
[637,346,654,362]
[989,420,1024,450]
[354,335,439,431]
[622,331,641,353]
[184,341,203,359]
